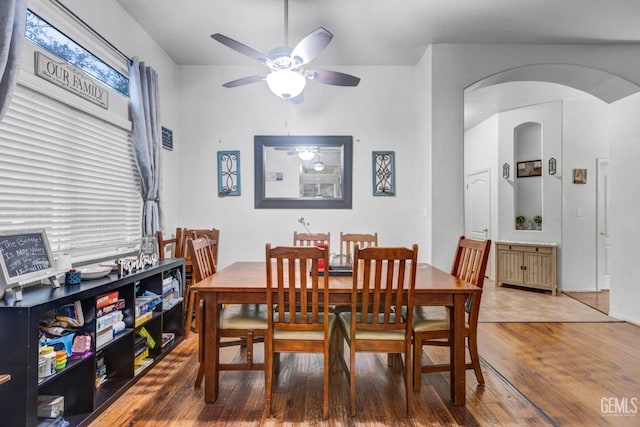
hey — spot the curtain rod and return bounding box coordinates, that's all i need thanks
[51,0,131,64]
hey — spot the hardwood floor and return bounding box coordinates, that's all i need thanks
[88,286,640,426]
[565,290,610,314]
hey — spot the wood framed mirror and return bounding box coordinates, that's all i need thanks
[254,135,353,209]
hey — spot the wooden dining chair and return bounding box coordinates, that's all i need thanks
[183,228,220,337]
[156,228,185,259]
[265,244,336,419]
[293,231,330,249]
[412,236,491,391]
[188,237,268,390]
[339,232,378,265]
[337,244,419,417]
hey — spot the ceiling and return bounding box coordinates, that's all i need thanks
[115,0,640,67]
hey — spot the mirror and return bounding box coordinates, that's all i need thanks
[514,122,542,230]
[254,135,353,209]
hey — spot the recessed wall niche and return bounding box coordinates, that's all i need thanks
[514,122,542,230]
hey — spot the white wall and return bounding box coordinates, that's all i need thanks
[175,65,418,267]
[561,98,610,291]
[609,93,640,324]
[413,47,433,263]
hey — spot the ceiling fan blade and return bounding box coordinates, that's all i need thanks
[222,74,267,88]
[211,33,272,66]
[291,27,333,65]
[307,70,361,86]
[290,92,304,104]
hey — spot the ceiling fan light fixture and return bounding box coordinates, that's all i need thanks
[266,69,306,99]
[313,161,325,171]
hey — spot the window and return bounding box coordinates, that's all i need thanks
[0,9,140,262]
[0,84,142,259]
[25,10,129,97]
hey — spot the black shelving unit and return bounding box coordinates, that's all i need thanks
[0,258,184,427]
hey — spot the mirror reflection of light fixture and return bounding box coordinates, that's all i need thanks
[266,70,306,99]
[503,162,510,179]
[313,161,325,171]
[297,150,315,161]
[548,157,557,175]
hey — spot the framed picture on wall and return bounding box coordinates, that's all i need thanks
[517,160,542,178]
[573,168,587,184]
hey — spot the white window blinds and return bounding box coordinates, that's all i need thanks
[0,83,141,259]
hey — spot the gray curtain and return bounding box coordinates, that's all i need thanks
[129,57,162,237]
[0,0,26,122]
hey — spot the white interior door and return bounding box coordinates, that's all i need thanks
[465,169,492,277]
[597,159,610,290]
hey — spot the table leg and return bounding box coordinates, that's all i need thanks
[202,293,220,402]
[451,293,466,405]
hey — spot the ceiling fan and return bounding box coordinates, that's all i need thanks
[211,0,360,103]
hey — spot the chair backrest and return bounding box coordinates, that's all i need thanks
[156,228,185,258]
[293,231,330,250]
[450,236,491,321]
[352,244,419,333]
[188,237,217,282]
[184,228,220,269]
[339,232,378,264]
[450,236,491,289]
[265,244,330,334]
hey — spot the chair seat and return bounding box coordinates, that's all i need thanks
[219,304,269,329]
[338,312,406,341]
[273,313,336,340]
[412,305,469,332]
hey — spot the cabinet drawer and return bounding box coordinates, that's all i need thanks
[501,244,553,254]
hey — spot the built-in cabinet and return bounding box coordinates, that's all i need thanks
[0,259,184,427]
[495,241,557,295]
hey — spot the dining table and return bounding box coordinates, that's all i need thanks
[191,261,480,406]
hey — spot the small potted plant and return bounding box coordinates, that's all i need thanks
[515,215,526,230]
[534,215,542,230]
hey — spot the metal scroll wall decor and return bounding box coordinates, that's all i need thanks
[217,150,241,196]
[372,151,395,196]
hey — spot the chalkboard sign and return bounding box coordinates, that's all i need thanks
[0,229,55,289]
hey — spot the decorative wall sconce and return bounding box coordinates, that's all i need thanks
[503,163,510,179]
[372,151,395,196]
[548,157,557,175]
[217,150,241,196]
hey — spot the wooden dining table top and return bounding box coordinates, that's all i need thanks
[192,261,480,296]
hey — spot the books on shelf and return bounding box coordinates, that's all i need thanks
[135,294,162,317]
[96,311,123,332]
[134,310,152,327]
[134,357,153,376]
[96,291,119,309]
[96,299,125,318]
[134,347,149,366]
[95,352,106,388]
[96,327,113,348]
[161,332,175,349]
[162,296,183,311]
[136,326,156,349]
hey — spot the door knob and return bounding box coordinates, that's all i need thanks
[600,231,606,236]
